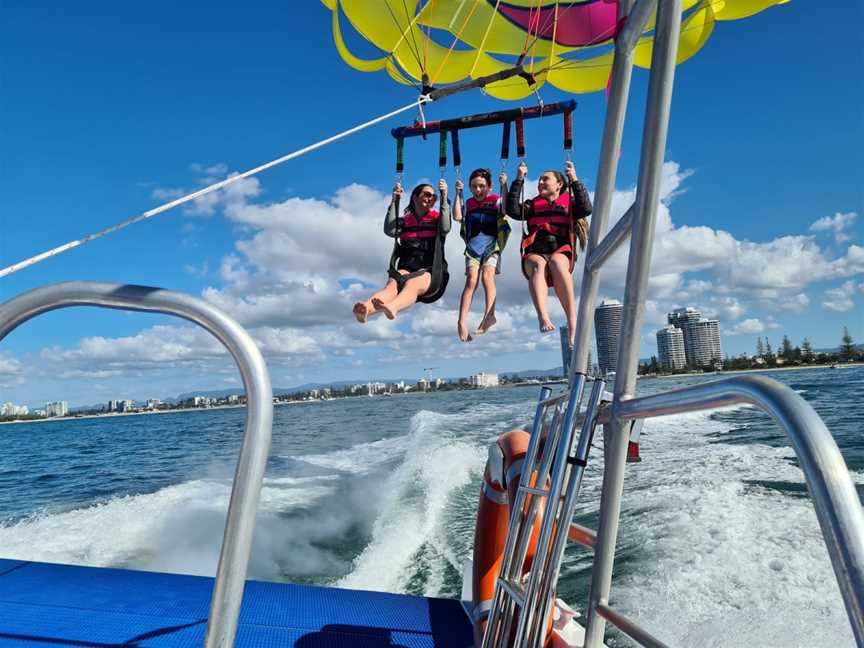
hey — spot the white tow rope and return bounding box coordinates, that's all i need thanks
[0,96,432,279]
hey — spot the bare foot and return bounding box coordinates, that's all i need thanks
[458,321,473,342]
[374,298,396,320]
[353,302,369,323]
[475,312,496,335]
[539,318,555,333]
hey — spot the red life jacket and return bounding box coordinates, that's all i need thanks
[521,192,575,287]
[399,209,440,241]
[522,193,573,255]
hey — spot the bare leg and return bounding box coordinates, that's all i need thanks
[354,280,398,323]
[524,254,555,333]
[548,253,577,345]
[458,266,479,342]
[377,273,432,320]
[475,265,498,335]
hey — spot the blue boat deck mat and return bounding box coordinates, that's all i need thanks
[0,559,474,647]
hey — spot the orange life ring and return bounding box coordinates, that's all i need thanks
[471,429,545,646]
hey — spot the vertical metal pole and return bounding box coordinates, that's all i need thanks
[570,0,638,380]
[583,2,682,646]
[482,386,552,648]
[514,375,588,646]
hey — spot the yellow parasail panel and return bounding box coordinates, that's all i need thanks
[713,0,789,21]
[547,52,615,94]
[634,1,716,68]
[324,0,791,98]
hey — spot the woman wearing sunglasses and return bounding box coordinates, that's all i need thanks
[353,179,451,322]
[504,160,591,346]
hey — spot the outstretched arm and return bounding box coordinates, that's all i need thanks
[505,161,529,220]
[565,161,592,218]
[384,182,404,237]
[453,179,464,222]
[438,178,452,235]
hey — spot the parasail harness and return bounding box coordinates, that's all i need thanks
[388,100,578,293]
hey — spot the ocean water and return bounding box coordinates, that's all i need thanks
[0,366,861,647]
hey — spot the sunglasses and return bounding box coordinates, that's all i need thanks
[418,191,436,199]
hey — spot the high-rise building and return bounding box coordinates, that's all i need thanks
[470,372,499,388]
[668,307,701,367]
[560,326,591,376]
[668,307,722,368]
[689,319,722,368]
[656,325,686,370]
[594,299,623,375]
[45,401,68,417]
[560,326,572,375]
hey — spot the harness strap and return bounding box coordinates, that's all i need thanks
[500,121,511,162]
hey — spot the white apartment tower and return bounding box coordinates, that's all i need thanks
[594,300,623,375]
[668,307,722,368]
[689,319,722,367]
[656,325,686,370]
[45,401,69,417]
[470,372,499,388]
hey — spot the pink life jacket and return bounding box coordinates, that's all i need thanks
[399,209,440,241]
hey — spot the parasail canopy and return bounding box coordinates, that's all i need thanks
[322,0,789,100]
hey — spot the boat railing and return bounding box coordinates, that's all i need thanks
[0,281,274,648]
[584,373,864,647]
[483,372,863,648]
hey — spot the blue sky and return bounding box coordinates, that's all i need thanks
[1,1,862,408]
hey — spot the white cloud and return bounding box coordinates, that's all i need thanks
[822,281,857,312]
[183,261,209,277]
[830,244,864,277]
[725,319,765,335]
[31,161,864,390]
[151,187,184,201]
[810,211,857,244]
[0,354,21,376]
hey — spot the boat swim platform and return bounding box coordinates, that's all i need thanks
[0,558,474,647]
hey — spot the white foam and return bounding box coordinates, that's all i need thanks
[601,409,857,647]
[337,410,486,595]
[0,475,336,580]
[296,435,409,473]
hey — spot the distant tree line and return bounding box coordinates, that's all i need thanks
[639,326,860,375]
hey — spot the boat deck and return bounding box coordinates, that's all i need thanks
[0,558,474,647]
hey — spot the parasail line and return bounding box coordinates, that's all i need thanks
[382,1,424,75]
[0,96,431,280]
[401,0,426,74]
[468,0,502,79]
[430,0,480,86]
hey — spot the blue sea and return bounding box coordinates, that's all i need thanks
[1,366,861,647]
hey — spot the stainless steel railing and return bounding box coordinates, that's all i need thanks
[583,374,864,647]
[0,281,274,648]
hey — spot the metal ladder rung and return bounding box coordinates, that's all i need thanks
[497,578,526,607]
[568,522,597,549]
[519,485,549,496]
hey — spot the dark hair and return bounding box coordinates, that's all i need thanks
[543,169,565,187]
[468,168,492,186]
[406,183,435,215]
